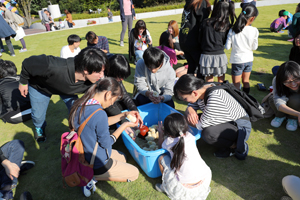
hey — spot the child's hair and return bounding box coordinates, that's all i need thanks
[173,74,205,100]
[69,77,124,130]
[0,59,17,79]
[106,54,131,80]
[167,20,179,38]
[85,31,97,44]
[187,0,211,13]
[59,18,62,22]
[163,113,189,173]
[275,61,300,97]
[279,10,286,17]
[232,4,258,34]
[293,30,300,46]
[209,0,235,32]
[143,47,164,70]
[74,47,109,75]
[133,20,147,39]
[159,32,174,50]
[67,34,81,45]
[0,3,5,8]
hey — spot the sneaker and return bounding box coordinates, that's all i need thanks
[271,117,286,128]
[82,179,96,197]
[11,54,16,57]
[20,161,35,174]
[155,183,164,193]
[286,119,298,131]
[20,191,33,200]
[19,48,27,53]
[34,127,46,142]
[0,49,5,53]
[214,148,235,158]
[120,41,124,47]
[288,38,294,42]
[277,31,284,33]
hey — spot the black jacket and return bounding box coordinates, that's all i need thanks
[289,46,300,65]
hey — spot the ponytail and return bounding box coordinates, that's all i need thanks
[163,113,189,173]
[68,77,123,130]
[232,4,258,34]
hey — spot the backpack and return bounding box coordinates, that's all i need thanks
[61,108,101,187]
[12,12,24,26]
[204,81,265,122]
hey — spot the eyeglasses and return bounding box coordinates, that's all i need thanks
[283,78,300,85]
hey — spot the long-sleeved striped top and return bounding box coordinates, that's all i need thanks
[188,89,247,128]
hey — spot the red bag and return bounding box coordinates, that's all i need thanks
[61,108,101,187]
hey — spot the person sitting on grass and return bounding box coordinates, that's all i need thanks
[0,140,35,199]
[68,78,140,197]
[134,47,176,108]
[270,10,289,33]
[60,34,81,59]
[86,31,111,56]
[269,61,300,132]
[155,113,212,199]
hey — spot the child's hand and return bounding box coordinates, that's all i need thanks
[157,121,164,135]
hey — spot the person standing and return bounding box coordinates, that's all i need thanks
[0,14,15,56]
[241,0,256,9]
[0,3,27,53]
[41,9,52,31]
[64,9,73,28]
[118,0,136,47]
[107,7,113,22]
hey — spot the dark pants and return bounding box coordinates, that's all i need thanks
[270,24,284,32]
[135,94,175,108]
[5,37,14,55]
[269,93,300,119]
[0,39,4,49]
[0,140,25,189]
[184,51,204,79]
[67,21,73,28]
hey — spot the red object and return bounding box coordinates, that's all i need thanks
[139,125,149,137]
[269,86,273,92]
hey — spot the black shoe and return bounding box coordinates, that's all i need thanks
[20,191,33,200]
[214,148,235,158]
[34,127,46,142]
[20,161,35,174]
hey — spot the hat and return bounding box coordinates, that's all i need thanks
[283,11,289,16]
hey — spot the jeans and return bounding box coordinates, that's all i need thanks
[109,18,113,22]
[67,21,73,28]
[0,140,25,189]
[28,85,78,128]
[135,93,175,108]
[135,50,144,61]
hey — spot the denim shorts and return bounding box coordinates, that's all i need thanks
[231,62,253,76]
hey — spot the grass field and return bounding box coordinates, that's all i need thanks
[1,3,300,200]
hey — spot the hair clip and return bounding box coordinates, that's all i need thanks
[243,11,246,14]
[179,131,184,137]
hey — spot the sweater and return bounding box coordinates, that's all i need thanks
[19,55,93,95]
[74,104,116,170]
[200,19,228,55]
[270,17,287,30]
[156,46,177,67]
[134,52,175,102]
[225,26,259,64]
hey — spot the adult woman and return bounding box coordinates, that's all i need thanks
[174,74,251,160]
[0,3,27,53]
[68,78,140,195]
[179,0,211,79]
[0,13,15,56]
[118,0,136,46]
[64,9,73,28]
[269,61,300,131]
[166,20,184,59]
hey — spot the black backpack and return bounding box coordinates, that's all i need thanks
[204,81,265,122]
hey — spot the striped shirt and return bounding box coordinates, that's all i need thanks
[188,89,247,128]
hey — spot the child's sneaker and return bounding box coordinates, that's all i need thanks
[120,41,124,47]
[19,48,27,53]
[155,183,164,193]
[286,119,297,131]
[82,179,97,197]
[271,117,286,128]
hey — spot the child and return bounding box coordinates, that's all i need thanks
[225,5,259,94]
[199,0,235,83]
[166,20,185,59]
[289,3,300,39]
[107,7,113,22]
[86,31,110,55]
[68,78,141,197]
[133,20,152,63]
[60,34,81,59]
[270,10,289,33]
[157,31,178,67]
[156,113,212,199]
[59,18,65,29]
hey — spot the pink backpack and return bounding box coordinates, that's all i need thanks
[61,108,101,187]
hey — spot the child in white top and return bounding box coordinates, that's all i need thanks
[156,113,211,200]
[133,20,152,62]
[60,34,81,59]
[225,5,259,94]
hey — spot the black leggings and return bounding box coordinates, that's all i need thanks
[5,37,15,55]
[201,122,239,148]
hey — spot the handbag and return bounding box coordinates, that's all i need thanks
[12,12,24,26]
[14,27,25,41]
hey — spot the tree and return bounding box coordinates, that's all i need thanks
[17,0,32,27]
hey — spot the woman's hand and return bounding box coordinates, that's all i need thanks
[19,84,28,97]
[185,106,199,126]
[127,111,143,127]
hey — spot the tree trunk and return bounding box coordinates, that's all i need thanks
[18,0,32,27]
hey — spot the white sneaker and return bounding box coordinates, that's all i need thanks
[82,178,97,197]
[271,117,286,128]
[120,41,124,47]
[286,119,297,131]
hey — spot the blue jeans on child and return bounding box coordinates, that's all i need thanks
[28,85,78,128]
[0,140,25,189]
[135,50,144,61]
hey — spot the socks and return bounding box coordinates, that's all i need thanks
[243,87,250,94]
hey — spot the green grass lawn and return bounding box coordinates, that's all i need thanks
[1,3,300,200]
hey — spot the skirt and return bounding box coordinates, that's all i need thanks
[160,155,211,200]
[199,53,228,77]
[0,15,16,38]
